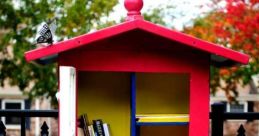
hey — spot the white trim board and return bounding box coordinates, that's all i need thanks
[59,66,76,136]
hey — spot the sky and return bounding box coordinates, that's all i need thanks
[109,0,213,30]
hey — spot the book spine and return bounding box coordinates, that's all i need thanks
[83,115,91,136]
[78,114,90,136]
[103,123,110,136]
[93,120,105,136]
[88,125,96,136]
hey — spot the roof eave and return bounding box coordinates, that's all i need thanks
[25,19,249,66]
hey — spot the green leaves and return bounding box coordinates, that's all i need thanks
[0,0,117,106]
[143,8,166,26]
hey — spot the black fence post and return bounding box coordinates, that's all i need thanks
[237,124,245,136]
[211,103,225,136]
[0,121,6,136]
[21,116,26,136]
[41,121,49,136]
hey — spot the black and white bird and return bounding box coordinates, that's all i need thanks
[36,18,57,46]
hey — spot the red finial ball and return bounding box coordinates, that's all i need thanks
[124,0,143,21]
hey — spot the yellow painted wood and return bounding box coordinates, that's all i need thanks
[136,73,190,114]
[78,72,131,136]
[136,114,189,122]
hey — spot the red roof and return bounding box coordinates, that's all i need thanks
[25,19,249,66]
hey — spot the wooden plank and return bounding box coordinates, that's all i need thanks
[59,66,76,136]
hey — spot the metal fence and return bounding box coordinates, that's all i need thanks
[210,103,259,136]
[0,104,259,136]
[0,110,58,136]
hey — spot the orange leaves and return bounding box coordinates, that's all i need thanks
[220,68,231,76]
[236,22,246,32]
[250,49,258,57]
[219,67,238,77]
[226,0,246,16]
[243,43,253,51]
[256,36,259,46]
[185,0,258,58]
[183,0,259,98]
[250,0,259,6]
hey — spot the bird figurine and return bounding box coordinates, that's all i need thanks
[36,18,57,46]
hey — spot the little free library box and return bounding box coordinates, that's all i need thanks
[24,0,249,136]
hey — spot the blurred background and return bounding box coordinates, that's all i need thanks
[0,0,258,135]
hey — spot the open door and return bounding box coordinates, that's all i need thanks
[59,66,76,136]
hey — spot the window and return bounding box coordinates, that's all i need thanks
[226,102,248,113]
[1,99,25,129]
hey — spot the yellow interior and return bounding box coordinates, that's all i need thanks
[78,72,131,136]
[78,72,189,136]
[136,73,189,135]
[136,73,190,114]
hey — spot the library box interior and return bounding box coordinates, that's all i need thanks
[78,72,190,136]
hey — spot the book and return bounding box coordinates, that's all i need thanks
[93,119,105,136]
[103,123,111,136]
[78,114,91,136]
[88,125,95,136]
[78,127,85,136]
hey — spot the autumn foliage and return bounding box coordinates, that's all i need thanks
[184,0,259,100]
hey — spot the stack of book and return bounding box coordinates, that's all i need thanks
[78,114,111,136]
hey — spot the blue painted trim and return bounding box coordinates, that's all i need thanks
[136,122,189,126]
[130,73,137,136]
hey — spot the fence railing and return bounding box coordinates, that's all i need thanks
[0,109,58,136]
[0,104,259,136]
[210,103,259,136]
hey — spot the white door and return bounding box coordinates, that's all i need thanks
[59,66,76,136]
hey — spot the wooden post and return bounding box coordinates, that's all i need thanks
[0,121,6,136]
[211,103,225,136]
[59,66,76,136]
[41,121,49,136]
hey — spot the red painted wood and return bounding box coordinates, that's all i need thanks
[25,21,137,61]
[124,0,143,21]
[57,38,211,135]
[59,48,211,136]
[55,20,212,136]
[75,69,78,136]
[135,20,249,64]
[25,19,249,65]
[59,48,207,73]
[189,61,210,136]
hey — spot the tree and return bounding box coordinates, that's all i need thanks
[184,0,259,100]
[0,0,117,106]
[143,8,166,26]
